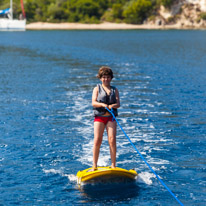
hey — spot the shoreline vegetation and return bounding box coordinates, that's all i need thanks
[1,0,206,30]
[26,21,206,30]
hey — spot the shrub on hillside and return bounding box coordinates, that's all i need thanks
[123,0,153,24]
[161,0,173,8]
[200,12,206,20]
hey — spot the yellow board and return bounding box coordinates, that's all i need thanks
[76,166,138,185]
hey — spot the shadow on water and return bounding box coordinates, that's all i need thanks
[78,181,140,203]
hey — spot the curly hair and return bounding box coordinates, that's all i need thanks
[97,66,114,79]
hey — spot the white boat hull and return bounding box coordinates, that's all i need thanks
[0,18,26,30]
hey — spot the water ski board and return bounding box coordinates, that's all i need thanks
[76,166,137,185]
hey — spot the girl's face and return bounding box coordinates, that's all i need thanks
[100,75,112,86]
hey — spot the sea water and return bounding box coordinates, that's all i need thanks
[0,30,206,205]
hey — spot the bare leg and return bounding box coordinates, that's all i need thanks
[106,121,117,168]
[93,121,105,170]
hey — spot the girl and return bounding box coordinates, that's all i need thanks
[92,66,120,170]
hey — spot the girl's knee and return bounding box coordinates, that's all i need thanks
[94,138,102,148]
[108,136,116,145]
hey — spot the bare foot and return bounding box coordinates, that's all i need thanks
[91,167,97,171]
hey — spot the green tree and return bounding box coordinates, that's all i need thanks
[47,1,69,22]
[123,0,153,24]
[161,0,173,8]
[112,3,123,19]
[1,0,174,24]
[23,0,38,21]
[101,3,123,22]
[200,12,206,20]
[66,0,101,23]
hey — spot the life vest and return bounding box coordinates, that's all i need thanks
[93,84,118,116]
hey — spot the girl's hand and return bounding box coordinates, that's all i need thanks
[102,103,108,108]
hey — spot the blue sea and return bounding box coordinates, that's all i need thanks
[0,30,206,205]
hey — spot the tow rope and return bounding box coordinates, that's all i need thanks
[106,107,184,206]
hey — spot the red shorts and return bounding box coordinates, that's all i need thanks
[94,116,115,125]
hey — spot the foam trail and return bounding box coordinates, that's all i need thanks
[43,168,63,175]
[43,168,77,182]
[66,174,77,183]
[137,172,156,185]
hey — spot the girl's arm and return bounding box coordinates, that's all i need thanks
[108,88,120,110]
[92,86,108,108]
